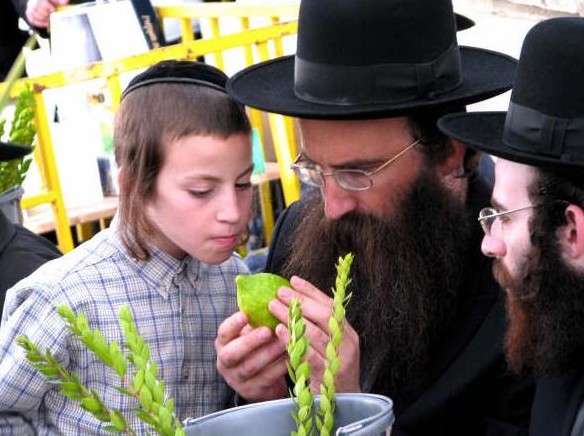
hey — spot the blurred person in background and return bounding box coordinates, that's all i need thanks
[0,141,61,313]
[1,1,30,79]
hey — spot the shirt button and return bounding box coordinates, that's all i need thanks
[182,369,189,379]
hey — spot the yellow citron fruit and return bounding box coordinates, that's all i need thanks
[236,273,290,329]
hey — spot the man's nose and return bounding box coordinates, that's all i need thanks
[481,234,506,258]
[322,178,357,220]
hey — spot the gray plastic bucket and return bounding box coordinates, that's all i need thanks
[0,185,24,224]
[184,393,394,436]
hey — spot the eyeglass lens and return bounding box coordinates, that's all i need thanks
[479,208,497,235]
[292,163,371,191]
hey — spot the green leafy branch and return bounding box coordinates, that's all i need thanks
[287,252,354,436]
[316,253,353,436]
[0,84,36,193]
[287,298,314,436]
[17,336,129,432]
[7,85,36,146]
[17,305,185,435]
[117,306,185,436]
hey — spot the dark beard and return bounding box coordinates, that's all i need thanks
[498,239,584,377]
[283,169,471,394]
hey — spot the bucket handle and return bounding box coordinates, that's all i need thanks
[335,400,395,436]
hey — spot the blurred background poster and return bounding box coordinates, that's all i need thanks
[49,1,150,69]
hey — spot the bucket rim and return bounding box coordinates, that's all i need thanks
[183,392,395,434]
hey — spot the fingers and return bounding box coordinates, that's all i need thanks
[216,312,248,347]
[234,335,287,380]
[268,296,289,327]
[216,324,275,370]
[216,313,289,402]
[276,319,327,394]
[26,0,70,28]
[216,275,361,403]
[272,277,336,362]
[290,275,333,305]
[274,281,333,335]
[274,323,289,343]
[26,0,54,28]
[232,356,289,401]
[217,336,284,386]
[334,323,361,392]
[270,278,362,394]
[273,304,329,362]
[249,275,329,329]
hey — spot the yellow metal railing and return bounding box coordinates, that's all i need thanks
[0,3,302,252]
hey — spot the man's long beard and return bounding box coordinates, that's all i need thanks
[283,169,471,393]
[497,239,584,377]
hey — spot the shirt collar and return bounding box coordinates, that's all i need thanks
[108,221,201,298]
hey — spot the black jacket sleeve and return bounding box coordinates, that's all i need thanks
[0,215,61,313]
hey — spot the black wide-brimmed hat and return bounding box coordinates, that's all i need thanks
[438,17,584,169]
[228,0,516,119]
[0,141,32,161]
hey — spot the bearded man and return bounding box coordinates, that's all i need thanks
[215,0,534,434]
[438,16,584,436]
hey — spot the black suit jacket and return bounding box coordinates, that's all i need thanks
[265,175,534,436]
[530,373,584,436]
[0,212,61,313]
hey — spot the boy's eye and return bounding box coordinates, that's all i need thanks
[236,182,253,191]
[189,189,212,198]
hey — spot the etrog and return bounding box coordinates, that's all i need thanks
[236,273,290,329]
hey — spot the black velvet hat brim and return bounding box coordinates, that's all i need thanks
[455,13,475,32]
[0,142,32,161]
[437,112,584,170]
[228,47,517,120]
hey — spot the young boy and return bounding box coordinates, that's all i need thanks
[0,60,254,433]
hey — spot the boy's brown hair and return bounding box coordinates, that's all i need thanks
[114,61,251,259]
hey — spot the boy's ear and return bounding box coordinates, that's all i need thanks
[117,165,125,190]
[559,204,584,265]
[438,138,466,176]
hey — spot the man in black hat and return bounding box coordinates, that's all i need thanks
[215,0,534,434]
[0,142,61,313]
[438,17,584,436]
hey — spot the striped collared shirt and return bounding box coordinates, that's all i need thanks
[0,223,247,435]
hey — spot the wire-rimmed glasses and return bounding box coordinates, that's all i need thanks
[478,205,538,236]
[290,138,421,192]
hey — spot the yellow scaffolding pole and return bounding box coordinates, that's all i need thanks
[0,4,301,252]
